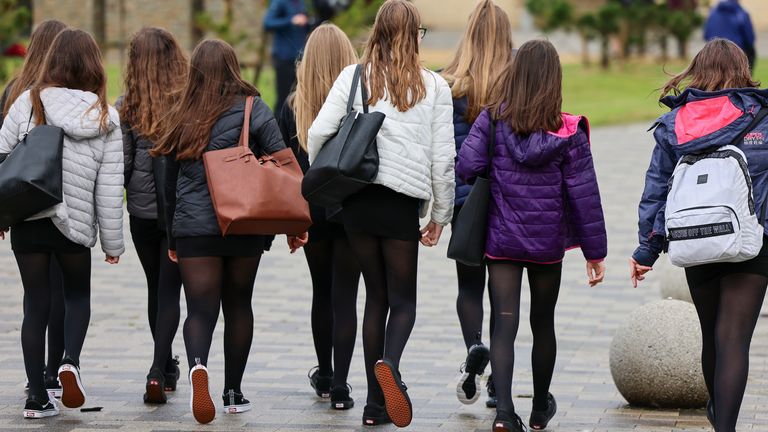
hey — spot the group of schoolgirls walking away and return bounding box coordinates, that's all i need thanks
[0,1,764,432]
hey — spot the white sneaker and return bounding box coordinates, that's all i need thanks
[58,360,86,409]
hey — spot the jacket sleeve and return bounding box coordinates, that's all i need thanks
[251,97,287,155]
[456,109,491,185]
[0,92,30,156]
[562,121,607,262]
[741,10,756,51]
[429,76,456,225]
[96,125,126,257]
[263,0,292,31]
[163,153,180,251]
[633,124,677,266]
[307,67,352,163]
[116,97,135,185]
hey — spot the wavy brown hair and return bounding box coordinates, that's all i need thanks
[30,28,110,130]
[441,0,514,123]
[291,23,358,151]
[361,0,426,112]
[119,27,188,143]
[661,38,759,97]
[3,19,67,117]
[491,40,563,135]
[153,39,259,160]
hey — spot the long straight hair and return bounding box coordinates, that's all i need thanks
[119,27,189,143]
[491,40,563,135]
[291,23,358,151]
[30,28,110,131]
[361,0,426,112]
[661,38,759,97]
[3,19,67,117]
[441,0,514,123]
[153,39,259,160]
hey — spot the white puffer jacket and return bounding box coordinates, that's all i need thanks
[0,88,125,256]
[308,65,456,225]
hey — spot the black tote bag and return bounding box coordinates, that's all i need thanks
[0,113,64,228]
[447,118,496,267]
[302,64,384,207]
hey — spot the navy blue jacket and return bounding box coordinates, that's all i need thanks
[633,88,768,266]
[704,0,755,53]
[263,0,309,61]
[452,97,472,208]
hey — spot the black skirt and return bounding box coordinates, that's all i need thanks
[11,218,89,254]
[342,184,421,241]
[685,236,768,286]
[175,235,265,258]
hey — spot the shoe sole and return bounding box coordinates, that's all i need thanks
[363,416,392,426]
[223,403,251,414]
[190,368,215,424]
[23,408,59,419]
[493,421,512,432]
[374,361,412,428]
[332,399,355,410]
[456,372,481,405]
[144,379,167,404]
[58,365,86,409]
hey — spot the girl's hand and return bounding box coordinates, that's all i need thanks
[105,255,120,264]
[587,261,606,287]
[288,232,309,253]
[629,258,653,288]
[420,222,444,247]
[168,250,178,263]
[0,228,7,240]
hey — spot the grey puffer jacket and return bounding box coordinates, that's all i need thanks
[164,96,286,249]
[0,88,125,256]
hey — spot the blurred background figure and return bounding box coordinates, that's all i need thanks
[705,0,756,70]
[263,0,310,116]
[313,0,353,23]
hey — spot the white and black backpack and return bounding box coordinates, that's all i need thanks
[665,109,768,268]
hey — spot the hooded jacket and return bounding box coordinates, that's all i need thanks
[0,88,125,256]
[704,0,755,53]
[457,110,607,264]
[634,88,768,267]
[452,96,473,208]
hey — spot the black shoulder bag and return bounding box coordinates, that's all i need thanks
[301,64,384,207]
[447,118,496,266]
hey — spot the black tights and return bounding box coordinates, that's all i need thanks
[347,232,418,405]
[15,250,91,399]
[179,255,261,392]
[45,258,65,379]
[304,236,361,387]
[456,261,495,349]
[687,272,767,432]
[488,262,561,414]
[131,225,182,372]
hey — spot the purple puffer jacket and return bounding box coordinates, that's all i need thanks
[457,110,607,264]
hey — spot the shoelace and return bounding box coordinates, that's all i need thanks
[513,413,528,431]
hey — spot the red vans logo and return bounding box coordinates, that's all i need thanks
[744,132,765,146]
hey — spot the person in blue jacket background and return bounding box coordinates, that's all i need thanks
[263,0,310,116]
[704,0,756,71]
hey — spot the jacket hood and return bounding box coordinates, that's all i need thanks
[38,88,119,139]
[503,113,584,167]
[715,0,740,13]
[657,88,768,154]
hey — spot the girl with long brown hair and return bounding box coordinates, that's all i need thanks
[0,19,67,401]
[458,40,607,432]
[155,39,302,424]
[440,0,514,408]
[631,39,767,432]
[118,26,187,405]
[309,1,455,427]
[277,23,361,409]
[0,28,124,418]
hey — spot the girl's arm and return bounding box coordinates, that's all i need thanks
[456,109,492,185]
[428,76,456,226]
[251,97,287,155]
[0,92,30,156]
[308,67,353,163]
[163,152,180,252]
[95,124,126,257]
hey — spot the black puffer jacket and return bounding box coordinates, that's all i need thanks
[118,97,163,221]
[164,96,285,248]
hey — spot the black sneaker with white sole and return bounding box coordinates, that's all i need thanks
[222,389,251,414]
[308,366,333,398]
[45,376,62,399]
[58,357,86,409]
[23,394,59,419]
[330,384,354,410]
[486,374,497,408]
[457,343,490,405]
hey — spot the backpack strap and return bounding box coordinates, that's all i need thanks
[729,106,768,147]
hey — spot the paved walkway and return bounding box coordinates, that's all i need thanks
[1,123,767,431]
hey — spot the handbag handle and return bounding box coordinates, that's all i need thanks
[345,64,370,115]
[239,96,255,150]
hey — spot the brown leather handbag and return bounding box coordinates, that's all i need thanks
[203,96,312,236]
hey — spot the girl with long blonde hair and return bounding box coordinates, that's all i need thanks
[277,23,362,410]
[440,0,514,408]
[309,1,456,427]
[118,26,188,405]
